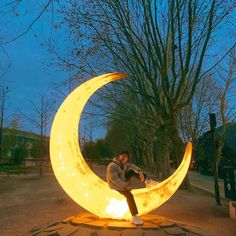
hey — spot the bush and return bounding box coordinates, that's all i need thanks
[0,164,27,174]
[11,146,27,165]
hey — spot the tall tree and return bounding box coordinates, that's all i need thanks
[179,75,221,167]
[21,93,53,176]
[56,0,236,179]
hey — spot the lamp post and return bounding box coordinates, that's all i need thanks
[209,113,221,205]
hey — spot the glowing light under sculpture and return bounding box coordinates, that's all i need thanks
[50,72,192,219]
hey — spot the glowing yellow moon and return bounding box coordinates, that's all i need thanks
[50,72,192,219]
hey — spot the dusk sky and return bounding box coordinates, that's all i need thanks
[5,33,66,113]
[0,1,235,139]
[1,1,106,140]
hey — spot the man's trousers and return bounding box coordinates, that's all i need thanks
[117,190,138,216]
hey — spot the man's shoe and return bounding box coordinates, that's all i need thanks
[131,215,143,225]
[144,179,151,184]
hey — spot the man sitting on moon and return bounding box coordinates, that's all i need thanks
[107,151,156,225]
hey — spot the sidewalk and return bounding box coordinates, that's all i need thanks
[189,171,226,200]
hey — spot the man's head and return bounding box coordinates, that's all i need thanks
[118,151,129,163]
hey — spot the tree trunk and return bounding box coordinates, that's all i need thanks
[155,127,170,180]
[39,132,44,176]
[167,110,190,188]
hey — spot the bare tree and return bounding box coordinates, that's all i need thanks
[21,93,53,176]
[104,79,170,177]
[53,0,236,181]
[0,0,55,46]
[215,51,236,167]
[179,75,221,165]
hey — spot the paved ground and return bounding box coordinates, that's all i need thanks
[0,164,235,236]
[30,212,213,236]
[189,171,225,199]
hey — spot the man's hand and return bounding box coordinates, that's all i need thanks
[139,171,145,182]
[127,186,133,191]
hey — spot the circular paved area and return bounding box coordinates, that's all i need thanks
[30,212,212,236]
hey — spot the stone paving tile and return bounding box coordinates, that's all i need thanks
[30,221,60,235]
[82,220,108,228]
[76,212,99,220]
[71,217,94,225]
[178,224,212,236]
[31,225,60,236]
[186,233,201,236]
[43,224,64,232]
[141,215,167,222]
[34,233,49,236]
[31,226,44,233]
[30,214,211,236]
[96,229,121,236]
[139,222,160,229]
[121,229,144,236]
[31,230,44,236]
[30,231,48,236]
[108,221,137,229]
[165,227,187,235]
[90,232,99,236]
[62,216,76,224]
[56,224,79,236]
[142,229,166,236]
[72,228,98,236]
[47,232,60,236]
[35,232,59,236]
[159,220,176,228]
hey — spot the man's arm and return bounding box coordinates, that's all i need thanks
[125,162,145,182]
[124,162,141,173]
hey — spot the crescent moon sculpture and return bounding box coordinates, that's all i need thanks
[50,72,192,219]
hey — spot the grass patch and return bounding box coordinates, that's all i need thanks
[0,164,35,174]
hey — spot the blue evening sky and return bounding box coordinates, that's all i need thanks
[1,0,106,140]
[0,1,235,139]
